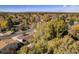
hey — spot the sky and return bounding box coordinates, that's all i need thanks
[0,5,79,12]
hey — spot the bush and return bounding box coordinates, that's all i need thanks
[52,19,67,37]
[69,24,79,40]
[47,35,79,54]
[17,46,28,54]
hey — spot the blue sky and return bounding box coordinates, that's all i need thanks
[0,5,79,12]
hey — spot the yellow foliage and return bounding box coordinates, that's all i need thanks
[0,20,8,28]
[48,38,62,48]
[71,24,79,31]
[18,46,28,54]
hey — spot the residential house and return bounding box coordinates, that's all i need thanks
[12,29,35,43]
[0,39,18,54]
[12,33,33,43]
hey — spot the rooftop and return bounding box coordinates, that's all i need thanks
[0,39,17,49]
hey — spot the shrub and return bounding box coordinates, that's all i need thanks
[69,24,79,40]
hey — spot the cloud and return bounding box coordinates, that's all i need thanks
[63,5,67,8]
[60,5,79,12]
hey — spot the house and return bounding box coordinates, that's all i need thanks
[12,29,35,43]
[0,39,18,54]
[12,34,33,43]
[12,34,25,42]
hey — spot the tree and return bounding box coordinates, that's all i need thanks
[7,16,14,30]
[0,20,8,32]
[51,19,67,37]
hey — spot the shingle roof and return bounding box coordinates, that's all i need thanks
[0,39,17,49]
[0,41,7,49]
